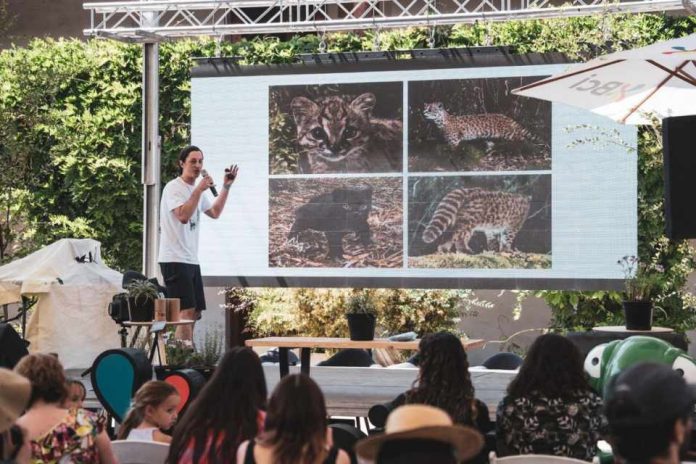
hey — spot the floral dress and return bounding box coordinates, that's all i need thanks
[496,389,607,461]
[30,408,106,464]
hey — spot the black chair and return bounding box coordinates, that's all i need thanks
[318,349,374,367]
[481,352,523,370]
[329,423,366,464]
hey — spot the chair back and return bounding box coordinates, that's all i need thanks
[111,440,169,464]
[489,452,601,463]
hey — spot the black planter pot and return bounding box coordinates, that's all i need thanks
[623,300,653,330]
[128,298,154,322]
[347,313,376,341]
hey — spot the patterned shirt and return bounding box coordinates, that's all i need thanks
[496,389,607,461]
[30,408,106,464]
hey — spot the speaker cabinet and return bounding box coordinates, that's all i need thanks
[663,115,696,239]
[0,323,29,369]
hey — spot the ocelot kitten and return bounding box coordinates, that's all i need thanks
[288,185,373,259]
[422,102,546,151]
[422,188,531,254]
[291,93,402,174]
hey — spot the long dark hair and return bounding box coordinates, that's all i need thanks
[167,347,267,464]
[506,333,591,399]
[405,332,476,425]
[118,381,178,439]
[257,374,329,464]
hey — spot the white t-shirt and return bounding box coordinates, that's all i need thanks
[158,177,213,265]
[126,427,157,441]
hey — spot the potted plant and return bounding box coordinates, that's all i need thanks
[345,290,378,341]
[618,255,661,330]
[125,279,159,322]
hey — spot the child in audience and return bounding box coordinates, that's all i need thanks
[496,333,606,460]
[117,380,180,443]
[236,374,350,464]
[168,347,267,464]
[63,379,87,409]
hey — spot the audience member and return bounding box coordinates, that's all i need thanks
[388,332,492,432]
[118,380,180,443]
[237,373,350,464]
[605,362,695,464]
[0,368,31,464]
[168,347,267,464]
[496,333,606,460]
[356,404,483,464]
[14,353,117,464]
[63,378,87,410]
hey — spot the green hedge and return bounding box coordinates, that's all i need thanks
[2,14,695,331]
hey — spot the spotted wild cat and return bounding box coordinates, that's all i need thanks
[422,102,547,151]
[422,188,530,254]
[291,93,402,174]
[288,185,373,259]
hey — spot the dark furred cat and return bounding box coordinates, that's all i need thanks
[291,93,402,174]
[288,186,373,259]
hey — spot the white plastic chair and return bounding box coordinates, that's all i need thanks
[111,440,169,464]
[489,451,601,463]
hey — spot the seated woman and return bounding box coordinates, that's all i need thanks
[356,404,484,464]
[14,353,117,464]
[388,332,491,432]
[496,333,607,460]
[383,332,491,463]
[168,347,268,464]
[0,368,32,464]
[237,374,350,464]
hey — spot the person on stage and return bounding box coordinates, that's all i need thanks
[158,145,238,341]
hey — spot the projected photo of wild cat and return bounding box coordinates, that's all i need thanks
[269,82,403,175]
[408,77,551,172]
[269,178,403,268]
[408,175,551,269]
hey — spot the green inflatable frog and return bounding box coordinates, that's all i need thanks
[584,335,696,399]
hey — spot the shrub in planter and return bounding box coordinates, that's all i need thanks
[125,279,159,322]
[345,290,378,341]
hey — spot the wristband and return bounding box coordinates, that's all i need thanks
[223,183,232,191]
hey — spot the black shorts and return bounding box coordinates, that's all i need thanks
[159,262,206,312]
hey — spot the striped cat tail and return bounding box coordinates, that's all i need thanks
[422,188,467,243]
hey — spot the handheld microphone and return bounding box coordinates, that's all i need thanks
[200,169,218,197]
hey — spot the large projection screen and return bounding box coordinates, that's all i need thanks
[191,51,637,290]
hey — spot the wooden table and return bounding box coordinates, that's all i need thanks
[592,325,673,333]
[246,336,486,377]
[121,320,195,364]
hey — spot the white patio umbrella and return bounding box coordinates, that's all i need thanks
[513,33,696,124]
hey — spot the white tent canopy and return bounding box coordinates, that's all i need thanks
[0,239,123,368]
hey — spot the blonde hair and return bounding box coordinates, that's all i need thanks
[117,381,178,439]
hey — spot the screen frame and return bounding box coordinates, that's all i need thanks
[192,49,628,291]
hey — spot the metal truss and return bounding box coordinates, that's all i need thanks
[84,0,685,42]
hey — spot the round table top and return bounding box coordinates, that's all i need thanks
[122,319,195,327]
[592,325,673,334]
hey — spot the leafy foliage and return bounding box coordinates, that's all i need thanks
[231,287,489,338]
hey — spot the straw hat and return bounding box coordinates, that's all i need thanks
[0,368,31,434]
[355,404,484,461]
